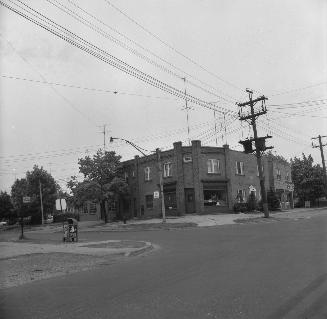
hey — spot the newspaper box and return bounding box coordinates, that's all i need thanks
[63,218,78,242]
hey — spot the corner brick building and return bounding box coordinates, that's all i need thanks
[119,140,294,218]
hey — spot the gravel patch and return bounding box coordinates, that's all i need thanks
[0,252,119,289]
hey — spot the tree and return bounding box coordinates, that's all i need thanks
[0,191,14,221]
[291,154,325,206]
[11,166,58,224]
[68,150,129,223]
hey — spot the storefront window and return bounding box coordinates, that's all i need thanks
[164,192,177,209]
[203,189,227,206]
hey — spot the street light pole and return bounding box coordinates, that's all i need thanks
[156,148,166,223]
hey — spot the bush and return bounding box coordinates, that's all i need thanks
[233,202,248,213]
[53,212,80,223]
[247,192,257,212]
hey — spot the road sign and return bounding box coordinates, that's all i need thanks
[153,191,160,199]
[23,196,31,203]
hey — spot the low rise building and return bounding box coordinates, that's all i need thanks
[120,140,293,218]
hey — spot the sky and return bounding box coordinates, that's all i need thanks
[0,0,326,193]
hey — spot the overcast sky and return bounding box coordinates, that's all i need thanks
[0,0,326,192]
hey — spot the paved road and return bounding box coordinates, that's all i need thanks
[1,212,327,319]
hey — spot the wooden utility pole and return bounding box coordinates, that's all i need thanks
[312,135,327,192]
[237,89,272,218]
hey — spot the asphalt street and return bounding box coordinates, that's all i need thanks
[1,212,327,319]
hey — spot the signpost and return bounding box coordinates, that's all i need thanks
[20,196,31,240]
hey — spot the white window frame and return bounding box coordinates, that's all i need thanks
[236,161,244,175]
[144,167,151,181]
[183,154,192,163]
[207,159,220,174]
[237,189,246,202]
[163,162,172,177]
[257,164,264,176]
[276,169,281,180]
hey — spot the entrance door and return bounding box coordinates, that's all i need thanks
[185,188,195,214]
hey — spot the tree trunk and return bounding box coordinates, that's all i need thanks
[101,199,108,224]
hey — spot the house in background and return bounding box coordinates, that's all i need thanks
[120,140,294,219]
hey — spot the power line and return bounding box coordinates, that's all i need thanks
[1,0,234,115]
[270,81,327,97]
[49,0,237,103]
[103,0,243,93]
[0,33,99,127]
[1,74,179,100]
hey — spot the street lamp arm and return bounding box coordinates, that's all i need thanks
[110,137,150,156]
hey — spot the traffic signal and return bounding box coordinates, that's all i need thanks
[239,139,253,154]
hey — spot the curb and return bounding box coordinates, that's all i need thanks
[125,241,153,257]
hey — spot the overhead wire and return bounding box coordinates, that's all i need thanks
[1,0,235,115]
[270,81,327,97]
[1,74,179,101]
[55,0,238,103]
[103,0,243,93]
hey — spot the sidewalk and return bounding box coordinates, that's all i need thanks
[86,207,327,231]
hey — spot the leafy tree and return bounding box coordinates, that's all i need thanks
[291,154,325,206]
[0,191,14,221]
[11,166,58,224]
[68,150,129,223]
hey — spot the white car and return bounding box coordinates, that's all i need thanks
[45,216,54,224]
[0,221,8,226]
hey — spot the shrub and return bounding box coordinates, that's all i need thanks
[53,212,80,223]
[233,202,248,213]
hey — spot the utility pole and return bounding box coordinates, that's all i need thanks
[182,77,191,146]
[98,124,107,150]
[312,135,327,192]
[39,180,44,225]
[156,148,166,223]
[237,89,273,218]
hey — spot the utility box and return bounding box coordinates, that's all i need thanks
[63,218,78,242]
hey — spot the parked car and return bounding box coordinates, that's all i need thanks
[0,221,8,226]
[45,215,54,224]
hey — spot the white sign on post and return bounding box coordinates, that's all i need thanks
[153,191,160,199]
[56,198,67,211]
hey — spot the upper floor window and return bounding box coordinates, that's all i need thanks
[236,161,244,175]
[257,164,264,176]
[163,162,173,177]
[144,167,151,181]
[124,172,129,182]
[207,159,220,174]
[276,169,281,180]
[183,154,192,163]
[285,172,290,181]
